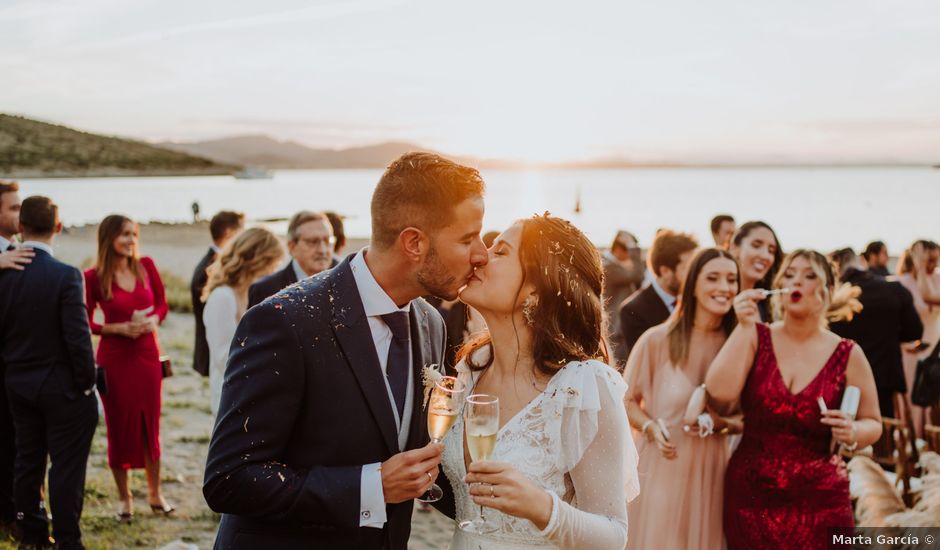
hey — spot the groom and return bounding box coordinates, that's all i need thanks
[204,152,488,549]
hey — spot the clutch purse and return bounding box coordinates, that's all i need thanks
[96,367,107,396]
[160,355,173,378]
[683,384,708,424]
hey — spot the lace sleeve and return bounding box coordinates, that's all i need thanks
[540,361,639,549]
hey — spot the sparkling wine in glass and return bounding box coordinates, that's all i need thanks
[417,376,466,503]
[459,394,500,534]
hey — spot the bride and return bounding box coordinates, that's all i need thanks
[442,213,640,549]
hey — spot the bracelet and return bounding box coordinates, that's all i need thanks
[640,419,654,435]
[841,440,858,452]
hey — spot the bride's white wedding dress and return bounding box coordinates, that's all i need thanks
[442,355,640,550]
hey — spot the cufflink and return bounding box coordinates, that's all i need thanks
[361,510,371,519]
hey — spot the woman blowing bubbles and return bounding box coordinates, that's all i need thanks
[706,250,881,549]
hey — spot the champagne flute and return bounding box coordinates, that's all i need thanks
[459,394,500,534]
[417,376,466,503]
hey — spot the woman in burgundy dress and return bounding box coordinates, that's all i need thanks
[84,215,173,520]
[706,250,882,549]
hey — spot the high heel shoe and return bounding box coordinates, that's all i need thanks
[149,502,175,516]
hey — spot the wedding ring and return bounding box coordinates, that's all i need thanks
[426,472,433,483]
[489,485,495,498]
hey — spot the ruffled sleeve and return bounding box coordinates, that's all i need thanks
[539,360,640,549]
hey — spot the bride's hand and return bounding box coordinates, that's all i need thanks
[465,461,554,530]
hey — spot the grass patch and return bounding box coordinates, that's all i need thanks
[178,434,211,445]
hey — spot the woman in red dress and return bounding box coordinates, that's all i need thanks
[84,215,173,520]
[706,250,882,549]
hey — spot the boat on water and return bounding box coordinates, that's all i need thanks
[233,166,273,179]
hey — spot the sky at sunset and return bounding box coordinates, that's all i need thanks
[2,0,939,163]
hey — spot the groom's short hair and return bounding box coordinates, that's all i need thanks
[371,152,485,250]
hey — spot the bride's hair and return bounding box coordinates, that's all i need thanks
[458,212,608,375]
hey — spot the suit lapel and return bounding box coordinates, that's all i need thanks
[329,262,399,455]
[406,304,433,450]
[282,263,298,286]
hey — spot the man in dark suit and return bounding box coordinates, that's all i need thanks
[602,230,645,368]
[204,152,488,549]
[829,248,922,418]
[247,211,335,308]
[0,196,98,549]
[0,180,33,535]
[619,229,697,361]
[191,211,245,376]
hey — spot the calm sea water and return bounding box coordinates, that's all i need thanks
[18,166,940,252]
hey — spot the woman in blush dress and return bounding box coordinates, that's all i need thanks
[625,248,742,550]
[706,250,882,549]
[896,240,940,437]
[84,215,172,520]
[729,221,783,322]
[203,227,284,416]
[443,214,639,550]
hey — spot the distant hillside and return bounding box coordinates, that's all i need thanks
[0,114,237,177]
[159,135,440,169]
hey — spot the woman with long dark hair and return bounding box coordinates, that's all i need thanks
[442,213,639,549]
[706,250,881,549]
[84,215,173,521]
[624,248,742,550]
[729,221,783,322]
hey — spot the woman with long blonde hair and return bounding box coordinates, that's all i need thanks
[203,227,284,415]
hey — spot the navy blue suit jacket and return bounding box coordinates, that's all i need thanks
[0,249,95,400]
[247,263,297,309]
[204,257,449,549]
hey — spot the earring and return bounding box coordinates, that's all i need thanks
[522,296,536,326]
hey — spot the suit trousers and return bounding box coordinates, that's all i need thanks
[0,374,14,523]
[7,385,97,548]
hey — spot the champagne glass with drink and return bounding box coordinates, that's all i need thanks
[459,394,499,534]
[418,375,466,503]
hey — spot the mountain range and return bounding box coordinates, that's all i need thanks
[0,114,236,177]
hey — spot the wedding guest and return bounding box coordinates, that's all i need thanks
[862,240,891,278]
[452,214,639,549]
[0,196,97,550]
[602,230,645,367]
[829,248,922,418]
[0,180,33,533]
[729,220,783,322]
[710,214,735,250]
[707,250,881,549]
[202,228,284,415]
[325,211,346,265]
[619,229,697,359]
[896,240,940,437]
[625,248,742,550]
[84,215,173,521]
[247,210,334,308]
[190,211,245,377]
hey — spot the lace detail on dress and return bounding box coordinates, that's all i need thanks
[442,358,637,547]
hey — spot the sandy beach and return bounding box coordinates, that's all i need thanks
[0,223,452,550]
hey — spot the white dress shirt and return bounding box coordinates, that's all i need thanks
[0,235,11,251]
[350,249,415,529]
[291,258,310,282]
[649,275,677,314]
[20,240,51,256]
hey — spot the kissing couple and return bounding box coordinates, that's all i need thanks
[203,152,639,550]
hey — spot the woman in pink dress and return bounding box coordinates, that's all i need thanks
[706,250,882,549]
[84,215,172,521]
[625,248,743,550]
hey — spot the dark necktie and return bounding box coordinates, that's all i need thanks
[5,244,13,252]
[380,312,410,419]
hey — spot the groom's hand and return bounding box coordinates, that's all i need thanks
[380,443,444,504]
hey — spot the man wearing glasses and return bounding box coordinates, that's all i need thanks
[248,211,336,308]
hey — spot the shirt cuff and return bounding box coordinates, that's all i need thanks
[359,462,387,528]
[535,490,561,538]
